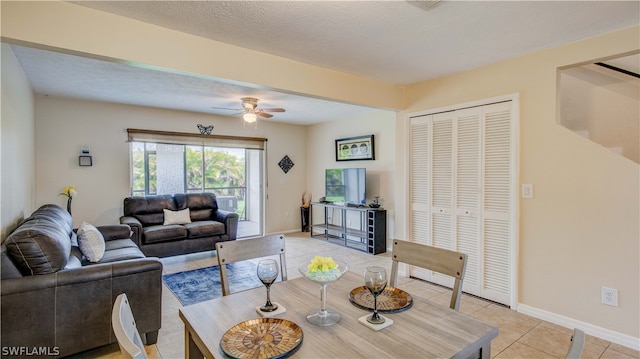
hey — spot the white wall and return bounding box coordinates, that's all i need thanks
[1,44,35,241]
[34,96,308,234]
[306,109,397,248]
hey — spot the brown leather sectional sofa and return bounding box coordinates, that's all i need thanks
[1,204,162,358]
[120,192,239,257]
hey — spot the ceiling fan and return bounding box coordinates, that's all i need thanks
[213,97,285,128]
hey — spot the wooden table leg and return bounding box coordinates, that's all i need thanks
[184,327,205,359]
[480,342,491,359]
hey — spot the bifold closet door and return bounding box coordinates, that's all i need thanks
[409,101,513,306]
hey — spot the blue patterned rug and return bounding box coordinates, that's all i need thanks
[162,261,263,306]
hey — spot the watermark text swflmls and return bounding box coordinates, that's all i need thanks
[1,347,60,356]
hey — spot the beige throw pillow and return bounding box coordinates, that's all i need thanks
[163,208,191,225]
[77,222,106,262]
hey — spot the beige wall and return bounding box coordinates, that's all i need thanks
[402,26,639,340]
[306,109,397,247]
[1,44,36,241]
[34,96,308,234]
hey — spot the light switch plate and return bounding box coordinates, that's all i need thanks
[522,184,533,199]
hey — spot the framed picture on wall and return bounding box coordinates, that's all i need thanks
[335,135,375,161]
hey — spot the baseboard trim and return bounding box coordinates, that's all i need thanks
[517,304,640,351]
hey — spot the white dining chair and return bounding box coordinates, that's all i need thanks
[112,293,148,359]
[390,239,468,311]
[215,234,287,296]
[565,328,586,359]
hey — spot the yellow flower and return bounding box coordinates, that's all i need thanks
[59,186,78,198]
[307,256,338,273]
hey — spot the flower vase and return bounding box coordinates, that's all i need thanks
[298,258,348,326]
[66,198,72,215]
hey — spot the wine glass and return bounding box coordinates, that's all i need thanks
[257,259,279,312]
[364,266,387,324]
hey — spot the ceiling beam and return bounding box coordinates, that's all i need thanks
[1,0,404,110]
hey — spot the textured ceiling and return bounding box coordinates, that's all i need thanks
[9,1,640,125]
[11,44,379,125]
[72,1,640,84]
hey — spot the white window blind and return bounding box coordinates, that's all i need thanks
[127,128,267,150]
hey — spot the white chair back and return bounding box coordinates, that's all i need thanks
[112,293,148,359]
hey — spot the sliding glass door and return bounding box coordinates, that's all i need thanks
[130,142,264,238]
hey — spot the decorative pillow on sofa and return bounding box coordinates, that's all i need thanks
[77,222,106,263]
[163,208,191,225]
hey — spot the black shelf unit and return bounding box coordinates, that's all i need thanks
[309,202,386,255]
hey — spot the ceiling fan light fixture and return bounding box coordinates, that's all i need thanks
[243,112,257,123]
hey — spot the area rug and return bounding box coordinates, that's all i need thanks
[162,261,263,306]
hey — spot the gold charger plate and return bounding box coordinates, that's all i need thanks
[220,318,303,359]
[349,286,413,313]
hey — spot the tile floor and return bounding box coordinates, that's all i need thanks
[78,233,639,359]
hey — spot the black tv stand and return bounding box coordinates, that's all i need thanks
[309,202,386,255]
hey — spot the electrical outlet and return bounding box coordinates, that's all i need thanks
[601,287,618,306]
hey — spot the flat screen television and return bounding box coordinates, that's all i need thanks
[325,168,366,205]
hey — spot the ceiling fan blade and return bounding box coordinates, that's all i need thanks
[261,108,286,113]
[256,111,273,118]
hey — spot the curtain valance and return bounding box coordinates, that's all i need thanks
[127,128,267,150]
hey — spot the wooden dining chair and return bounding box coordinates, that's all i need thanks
[390,239,468,311]
[112,293,148,359]
[565,328,586,359]
[215,234,287,296]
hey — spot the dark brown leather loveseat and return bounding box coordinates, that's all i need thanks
[1,204,162,358]
[120,192,239,257]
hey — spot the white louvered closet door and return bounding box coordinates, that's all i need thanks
[408,101,514,306]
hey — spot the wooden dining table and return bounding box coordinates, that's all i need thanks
[179,271,498,359]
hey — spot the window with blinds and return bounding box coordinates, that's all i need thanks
[408,100,516,306]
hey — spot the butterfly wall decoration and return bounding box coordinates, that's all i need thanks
[197,124,214,135]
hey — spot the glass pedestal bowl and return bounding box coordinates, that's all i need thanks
[298,258,348,326]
